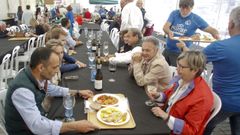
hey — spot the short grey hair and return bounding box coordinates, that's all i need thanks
[143,36,159,48]
[179,0,194,8]
[230,6,240,29]
[177,51,206,77]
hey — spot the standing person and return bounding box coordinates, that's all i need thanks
[22,5,34,26]
[136,0,154,36]
[35,7,44,24]
[136,0,147,31]
[163,0,219,66]
[177,6,240,135]
[5,47,99,135]
[128,36,171,91]
[84,8,92,20]
[151,51,213,135]
[66,5,75,36]
[17,6,23,24]
[120,0,143,31]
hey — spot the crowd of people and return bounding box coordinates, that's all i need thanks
[1,0,240,134]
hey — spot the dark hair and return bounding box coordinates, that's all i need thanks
[128,28,143,40]
[179,0,194,8]
[26,5,31,10]
[18,6,23,12]
[36,7,41,19]
[61,18,69,27]
[30,47,55,69]
[66,5,73,11]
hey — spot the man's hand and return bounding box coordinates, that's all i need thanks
[73,120,99,133]
[176,40,189,52]
[212,33,220,40]
[79,90,94,99]
[132,52,142,63]
[168,31,174,39]
[76,40,83,46]
[61,120,99,133]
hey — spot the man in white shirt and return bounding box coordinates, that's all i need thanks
[61,18,82,50]
[5,47,98,135]
[22,5,34,26]
[110,28,142,64]
[120,0,144,31]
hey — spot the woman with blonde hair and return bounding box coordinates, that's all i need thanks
[150,51,213,135]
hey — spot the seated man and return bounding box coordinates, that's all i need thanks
[110,28,142,64]
[0,22,13,38]
[150,51,213,135]
[61,18,82,50]
[128,36,171,91]
[5,47,98,135]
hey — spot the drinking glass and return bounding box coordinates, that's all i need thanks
[88,52,95,69]
[86,39,92,53]
[96,31,102,41]
[108,60,117,82]
[145,81,158,106]
[103,42,109,61]
[63,94,76,122]
[84,27,88,38]
[89,30,95,40]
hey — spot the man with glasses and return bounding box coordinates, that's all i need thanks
[162,0,220,66]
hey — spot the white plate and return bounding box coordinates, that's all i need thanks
[96,107,130,126]
[92,93,120,107]
[172,36,192,41]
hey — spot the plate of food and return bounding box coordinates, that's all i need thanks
[93,93,120,107]
[97,107,130,126]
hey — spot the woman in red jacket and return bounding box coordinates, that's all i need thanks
[150,51,213,135]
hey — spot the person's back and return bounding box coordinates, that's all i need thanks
[203,35,240,111]
[22,5,34,26]
[120,1,143,31]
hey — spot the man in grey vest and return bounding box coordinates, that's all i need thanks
[5,47,98,135]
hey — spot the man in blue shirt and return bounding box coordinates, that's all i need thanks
[177,6,240,135]
[163,0,219,66]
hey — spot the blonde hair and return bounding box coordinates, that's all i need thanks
[45,39,63,49]
[177,51,206,77]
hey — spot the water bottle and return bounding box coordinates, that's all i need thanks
[91,65,96,82]
[64,94,74,120]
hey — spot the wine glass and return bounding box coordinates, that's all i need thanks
[145,81,158,106]
[108,60,117,82]
[63,94,76,122]
[86,39,92,53]
[88,52,95,69]
[96,31,102,41]
[103,42,109,61]
[84,27,88,38]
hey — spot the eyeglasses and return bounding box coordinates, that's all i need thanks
[177,62,190,69]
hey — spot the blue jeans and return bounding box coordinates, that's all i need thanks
[204,108,240,135]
